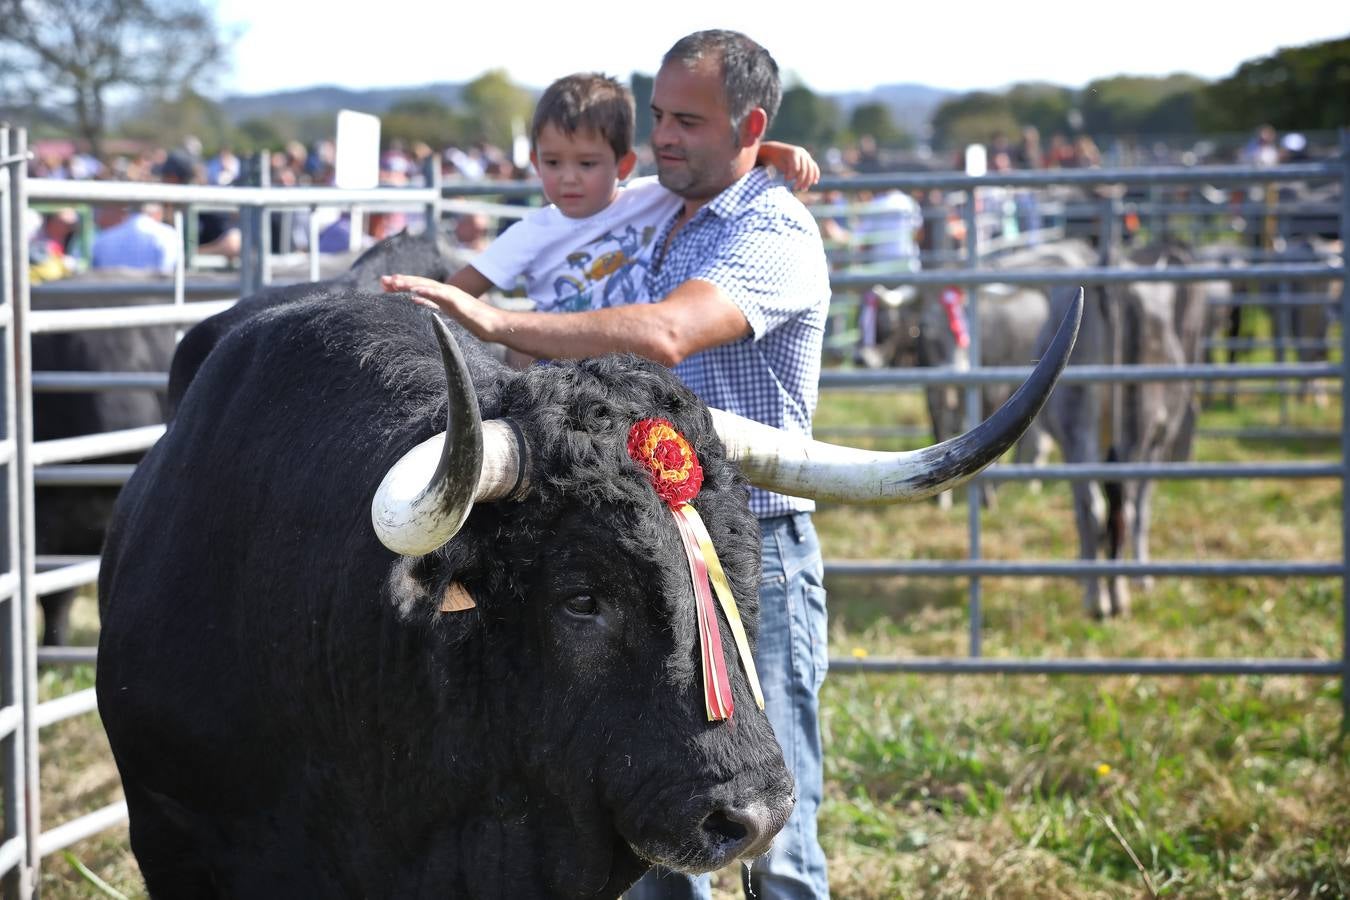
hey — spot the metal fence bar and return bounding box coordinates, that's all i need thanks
[33,689,95,730]
[29,300,234,334]
[820,362,1341,387]
[826,560,1342,578]
[31,373,167,393]
[0,123,24,896]
[29,426,164,467]
[35,803,128,860]
[830,657,1342,676]
[831,262,1337,289]
[31,179,441,208]
[34,648,95,667]
[980,461,1341,481]
[5,127,37,898]
[962,182,984,659]
[31,281,240,299]
[34,466,137,487]
[31,562,99,599]
[811,161,1341,192]
[1339,129,1350,725]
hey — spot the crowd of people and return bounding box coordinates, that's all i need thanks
[23,135,533,283]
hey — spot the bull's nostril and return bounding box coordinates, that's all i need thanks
[702,806,763,852]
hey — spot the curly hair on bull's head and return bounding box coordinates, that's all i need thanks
[465,354,763,671]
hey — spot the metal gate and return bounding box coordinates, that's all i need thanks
[0,125,1346,894]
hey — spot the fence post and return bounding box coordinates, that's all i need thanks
[3,127,37,898]
[962,190,983,657]
[0,122,27,900]
[237,151,268,297]
[1340,128,1350,731]
[423,155,441,237]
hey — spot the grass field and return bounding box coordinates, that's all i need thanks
[30,370,1350,898]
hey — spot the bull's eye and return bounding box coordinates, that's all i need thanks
[563,594,599,617]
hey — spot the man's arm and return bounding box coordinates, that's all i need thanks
[380,274,750,366]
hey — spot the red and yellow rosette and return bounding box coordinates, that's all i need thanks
[628,418,764,722]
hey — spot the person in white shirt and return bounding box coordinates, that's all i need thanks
[90,203,181,274]
[386,72,817,322]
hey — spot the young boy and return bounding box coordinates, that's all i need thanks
[386,72,818,316]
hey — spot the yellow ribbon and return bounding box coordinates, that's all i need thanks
[675,504,765,711]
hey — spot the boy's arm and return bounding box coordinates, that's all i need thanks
[757,141,821,192]
[381,274,749,367]
[445,264,495,298]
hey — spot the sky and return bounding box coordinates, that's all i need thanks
[212,1,1350,97]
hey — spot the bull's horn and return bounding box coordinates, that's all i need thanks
[712,287,1082,503]
[371,317,529,556]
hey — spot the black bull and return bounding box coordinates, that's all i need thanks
[96,287,1081,897]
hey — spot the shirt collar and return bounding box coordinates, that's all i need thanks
[696,166,772,222]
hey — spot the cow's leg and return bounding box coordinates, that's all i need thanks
[39,588,76,646]
[1132,479,1157,593]
[1072,480,1109,618]
[1102,475,1131,618]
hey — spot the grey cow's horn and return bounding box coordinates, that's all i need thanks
[712,288,1083,503]
[371,317,528,556]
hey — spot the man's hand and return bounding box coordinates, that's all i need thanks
[380,274,500,340]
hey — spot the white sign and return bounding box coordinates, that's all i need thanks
[964,143,988,178]
[334,110,380,190]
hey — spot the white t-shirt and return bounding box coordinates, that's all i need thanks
[472,176,680,312]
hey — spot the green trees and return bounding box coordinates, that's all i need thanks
[0,0,229,158]
[1200,36,1350,131]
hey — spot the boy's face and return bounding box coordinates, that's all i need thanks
[530,124,637,220]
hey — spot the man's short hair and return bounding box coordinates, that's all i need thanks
[662,30,782,133]
[531,73,635,162]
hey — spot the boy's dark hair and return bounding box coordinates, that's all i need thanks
[531,73,635,161]
[663,30,781,133]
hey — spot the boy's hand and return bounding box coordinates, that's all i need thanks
[778,145,820,192]
[758,141,821,193]
[381,274,500,340]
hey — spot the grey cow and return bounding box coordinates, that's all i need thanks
[1036,242,1207,617]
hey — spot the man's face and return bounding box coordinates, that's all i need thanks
[650,58,745,201]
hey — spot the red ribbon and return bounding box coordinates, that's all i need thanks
[672,505,734,721]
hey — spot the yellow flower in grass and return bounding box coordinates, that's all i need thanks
[851,647,869,659]
[1096,763,1112,777]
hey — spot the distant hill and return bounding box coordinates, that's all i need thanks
[216,79,956,135]
[832,82,958,137]
[216,82,469,123]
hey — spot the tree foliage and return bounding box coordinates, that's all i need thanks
[930,91,1020,150]
[0,0,230,157]
[1079,74,1206,135]
[848,102,911,149]
[1200,36,1350,131]
[458,69,534,149]
[769,82,838,149]
[382,96,466,150]
[1004,83,1075,137]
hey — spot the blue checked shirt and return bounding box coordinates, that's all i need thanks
[646,167,831,519]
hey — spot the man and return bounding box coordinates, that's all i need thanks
[90,202,180,274]
[383,30,832,899]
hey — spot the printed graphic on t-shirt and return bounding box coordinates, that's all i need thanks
[540,224,657,312]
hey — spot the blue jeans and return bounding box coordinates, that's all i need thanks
[626,513,830,900]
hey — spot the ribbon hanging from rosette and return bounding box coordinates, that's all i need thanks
[627,418,765,721]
